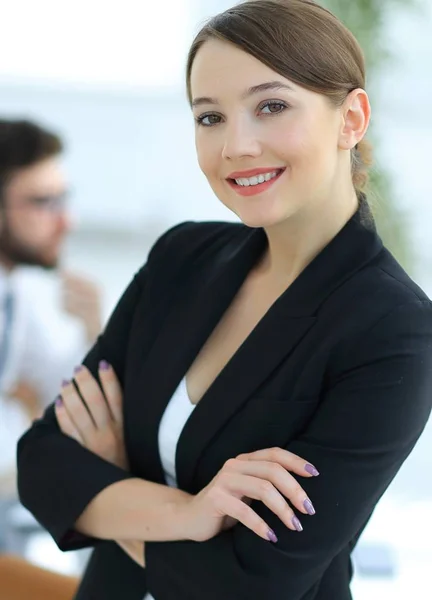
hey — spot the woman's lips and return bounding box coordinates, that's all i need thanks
[227,168,285,197]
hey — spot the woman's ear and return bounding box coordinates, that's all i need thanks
[338,89,371,150]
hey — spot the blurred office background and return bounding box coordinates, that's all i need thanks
[0,1,431,598]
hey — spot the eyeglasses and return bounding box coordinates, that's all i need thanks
[6,190,70,213]
[26,192,69,212]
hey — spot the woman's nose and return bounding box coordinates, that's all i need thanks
[221,122,262,161]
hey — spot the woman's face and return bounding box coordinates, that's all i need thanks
[190,39,357,228]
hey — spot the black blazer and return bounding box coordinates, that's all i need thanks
[17,207,432,600]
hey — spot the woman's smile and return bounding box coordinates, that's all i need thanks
[226,167,286,197]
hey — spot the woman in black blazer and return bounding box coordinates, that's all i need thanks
[17,1,432,599]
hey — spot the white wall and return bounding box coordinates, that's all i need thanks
[0,0,194,88]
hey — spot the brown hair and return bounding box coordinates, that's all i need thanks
[0,119,63,204]
[186,0,372,201]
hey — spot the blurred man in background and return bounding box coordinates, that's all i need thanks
[0,119,102,498]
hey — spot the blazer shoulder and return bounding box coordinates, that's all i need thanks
[147,220,245,272]
[330,248,432,364]
[341,246,431,321]
[323,246,432,362]
[372,248,431,304]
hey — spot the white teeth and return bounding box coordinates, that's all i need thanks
[234,170,280,187]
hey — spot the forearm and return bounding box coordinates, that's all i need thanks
[75,478,192,541]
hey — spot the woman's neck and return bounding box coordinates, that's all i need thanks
[257,190,359,286]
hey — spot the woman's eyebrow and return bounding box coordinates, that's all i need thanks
[191,80,295,107]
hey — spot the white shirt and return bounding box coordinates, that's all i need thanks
[0,264,90,487]
[144,377,196,600]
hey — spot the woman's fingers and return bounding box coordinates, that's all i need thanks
[59,380,96,445]
[72,362,123,427]
[55,395,84,444]
[73,365,111,428]
[98,361,123,425]
[218,494,279,543]
[236,447,319,478]
[226,458,315,517]
[224,473,303,532]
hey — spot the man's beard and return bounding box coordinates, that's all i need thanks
[0,217,58,270]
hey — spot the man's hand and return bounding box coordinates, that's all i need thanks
[61,271,102,344]
[8,380,42,420]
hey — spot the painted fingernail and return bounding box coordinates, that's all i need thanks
[305,463,319,476]
[99,360,110,371]
[62,379,70,388]
[303,498,316,515]
[55,396,63,407]
[267,528,278,543]
[292,516,303,532]
[74,365,83,374]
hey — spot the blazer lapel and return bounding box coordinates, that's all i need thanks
[131,225,266,482]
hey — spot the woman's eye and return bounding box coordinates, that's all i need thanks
[195,102,287,127]
[196,114,221,127]
[260,102,287,115]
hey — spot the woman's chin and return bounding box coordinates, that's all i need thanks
[235,208,287,229]
[220,192,294,229]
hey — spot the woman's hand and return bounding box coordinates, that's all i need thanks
[181,447,319,543]
[54,361,128,470]
[55,362,145,567]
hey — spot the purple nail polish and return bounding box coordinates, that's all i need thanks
[74,365,83,374]
[305,463,320,476]
[303,498,316,516]
[55,396,63,407]
[99,360,110,371]
[292,516,303,532]
[267,529,278,543]
[61,379,70,388]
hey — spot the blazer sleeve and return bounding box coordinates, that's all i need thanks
[145,299,432,600]
[16,222,191,552]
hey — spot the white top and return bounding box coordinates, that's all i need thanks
[144,376,196,600]
[0,265,90,487]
